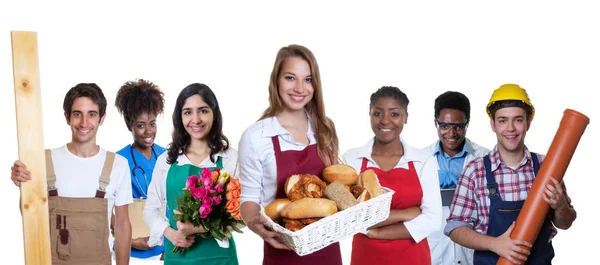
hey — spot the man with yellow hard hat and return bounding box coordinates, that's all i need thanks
[443,84,577,265]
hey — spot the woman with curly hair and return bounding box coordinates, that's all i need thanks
[114,79,167,260]
[143,83,239,265]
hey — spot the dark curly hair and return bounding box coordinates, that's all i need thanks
[434,91,471,124]
[369,86,409,111]
[63,83,107,122]
[114,79,165,130]
[166,83,229,164]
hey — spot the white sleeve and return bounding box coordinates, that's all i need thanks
[144,153,170,247]
[238,129,263,205]
[223,147,239,177]
[403,156,443,243]
[113,156,133,207]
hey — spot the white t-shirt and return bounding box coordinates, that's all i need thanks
[50,145,133,248]
[144,148,238,247]
[342,137,442,243]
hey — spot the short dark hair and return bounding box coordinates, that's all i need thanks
[369,86,409,111]
[63,83,107,122]
[115,79,165,130]
[434,91,471,124]
[488,100,533,120]
[166,83,229,165]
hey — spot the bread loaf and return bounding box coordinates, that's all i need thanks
[324,181,358,210]
[322,164,359,185]
[280,198,338,219]
[264,198,292,222]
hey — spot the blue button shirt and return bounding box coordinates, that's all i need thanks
[433,141,473,189]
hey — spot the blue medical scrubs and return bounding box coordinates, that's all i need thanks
[117,144,167,259]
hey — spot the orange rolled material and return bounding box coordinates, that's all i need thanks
[497,109,590,265]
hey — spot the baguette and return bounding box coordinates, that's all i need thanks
[280,198,338,219]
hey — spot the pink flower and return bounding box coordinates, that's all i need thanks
[191,186,207,199]
[186,175,199,190]
[203,196,213,205]
[214,184,224,193]
[212,196,222,205]
[199,204,212,219]
[200,170,213,187]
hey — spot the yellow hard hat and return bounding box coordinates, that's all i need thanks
[486,84,535,120]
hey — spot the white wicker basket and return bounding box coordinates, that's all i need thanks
[262,187,394,256]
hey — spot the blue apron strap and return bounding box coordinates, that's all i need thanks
[216,156,223,169]
[483,155,499,197]
[530,152,540,175]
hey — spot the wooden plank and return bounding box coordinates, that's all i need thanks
[11,31,52,265]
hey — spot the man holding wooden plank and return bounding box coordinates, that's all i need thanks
[11,83,133,265]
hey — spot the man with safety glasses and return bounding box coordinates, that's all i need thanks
[423,91,490,265]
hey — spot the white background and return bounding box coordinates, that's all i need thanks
[1,1,598,264]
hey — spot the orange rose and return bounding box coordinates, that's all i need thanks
[210,171,219,184]
[227,178,240,191]
[226,189,241,201]
[226,198,241,218]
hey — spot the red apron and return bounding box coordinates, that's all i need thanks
[351,158,431,265]
[263,136,343,265]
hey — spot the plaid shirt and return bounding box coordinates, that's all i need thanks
[445,146,572,240]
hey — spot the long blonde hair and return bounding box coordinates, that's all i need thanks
[260,44,339,166]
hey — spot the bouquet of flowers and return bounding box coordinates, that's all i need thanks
[172,167,245,255]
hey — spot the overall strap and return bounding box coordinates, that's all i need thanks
[96,151,115,198]
[271,136,282,152]
[483,155,499,198]
[45,149,58,196]
[531,152,541,175]
[216,156,223,169]
[360,157,369,172]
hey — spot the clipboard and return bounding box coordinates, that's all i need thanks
[440,188,456,207]
[129,199,166,239]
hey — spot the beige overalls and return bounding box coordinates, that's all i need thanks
[45,149,114,265]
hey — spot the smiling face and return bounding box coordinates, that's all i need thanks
[491,107,530,154]
[370,97,408,144]
[181,94,214,141]
[436,108,468,156]
[277,56,314,113]
[131,112,157,149]
[65,96,105,144]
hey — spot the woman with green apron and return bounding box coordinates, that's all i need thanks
[144,83,239,265]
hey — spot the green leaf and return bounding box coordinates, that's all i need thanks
[231,224,244,233]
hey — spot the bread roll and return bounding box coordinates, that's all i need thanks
[322,164,359,185]
[357,189,371,203]
[264,198,292,221]
[280,198,337,219]
[360,169,383,198]
[324,181,358,210]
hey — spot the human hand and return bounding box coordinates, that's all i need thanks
[173,210,206,235]
[544,176,568,211]
[247,215,290,250]
[131,237,153,250]
[490,222,533,265]
[11,160,31,187]
[165,227,195,248]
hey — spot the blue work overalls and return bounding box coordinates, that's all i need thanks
[473,153,555,265]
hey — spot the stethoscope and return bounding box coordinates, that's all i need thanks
[130,144,158,199]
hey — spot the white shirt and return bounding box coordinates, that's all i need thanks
[238,115,317,208]
[342,137,442,243]
[143,148,238,247]
[50,145,133,248]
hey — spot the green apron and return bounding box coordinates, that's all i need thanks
[164,157,239,265]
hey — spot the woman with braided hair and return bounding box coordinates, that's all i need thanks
[115,79,167,260]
